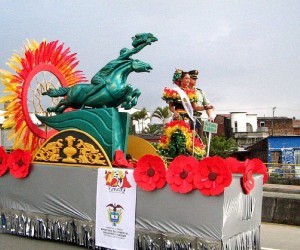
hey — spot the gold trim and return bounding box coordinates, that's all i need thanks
[33,129,112,168]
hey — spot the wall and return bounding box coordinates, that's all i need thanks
[268,136,300,164]
[0,128,13,150]
[246,114,257,132]
[230,112,247,132]
[258,117,294,136]
[214,114,232,137]
[248,138,268,162]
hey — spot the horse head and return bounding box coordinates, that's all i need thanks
[131,59,152,73]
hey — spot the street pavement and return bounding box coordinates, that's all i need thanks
[1,222,299,250]
[260,222,300,250]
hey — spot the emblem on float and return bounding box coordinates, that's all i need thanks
[106,203,124,226]
[105,170,132,192]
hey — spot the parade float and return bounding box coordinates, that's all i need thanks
[0,34,267,250]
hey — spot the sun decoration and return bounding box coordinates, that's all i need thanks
[0,40,86,152]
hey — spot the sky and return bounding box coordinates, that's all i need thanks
[1,0,300,119]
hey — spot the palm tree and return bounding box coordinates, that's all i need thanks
[143,124,163,135]
[151,106,172,125]
[131,108,149,133]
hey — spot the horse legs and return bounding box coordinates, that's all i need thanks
[130,89,141,107]
[121,85,134,109]
[47,98,69,114]
[121,85,141,109]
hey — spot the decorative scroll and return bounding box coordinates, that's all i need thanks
[33,129,112,168]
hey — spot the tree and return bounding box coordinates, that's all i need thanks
[142,124,163,135]
[151,106,172,125]
[208,136,238,158]
[131,108,149,133]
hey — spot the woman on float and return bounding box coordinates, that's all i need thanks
[162,69,208,128]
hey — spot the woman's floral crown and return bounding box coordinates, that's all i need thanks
[172,69,183,83]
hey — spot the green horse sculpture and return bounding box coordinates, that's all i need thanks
[43,33,157,113]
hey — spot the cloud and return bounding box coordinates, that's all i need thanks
[1,0,300,119]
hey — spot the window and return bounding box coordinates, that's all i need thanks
[260,121,265,127]
[234,121,238,132]
[295,150,300,177]
[270,151,282,163]
[294,150,300,164]
[246,123,253,132]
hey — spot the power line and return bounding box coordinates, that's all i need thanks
[215,107,300,112]
[215,107,273,112]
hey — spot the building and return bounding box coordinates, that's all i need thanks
[248,136,300,177]
[214,112,269,149]
[249,136,300,164]
[215,112,300,150]
[257,116,295,136]
[293,119,300,135]
[214,114,231,137]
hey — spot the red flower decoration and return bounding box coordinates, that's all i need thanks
[0,147,8,177]
[7,149,32,178]
[241,159,255,194]
[194,156,232,196]
[166,155,198,194]
[160,135,168,144]
[225,157,245,173]
[251,158,268,184]
[133,155,166,191]
[112,150,134,168]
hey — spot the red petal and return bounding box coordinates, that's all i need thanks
[141,174,150,182]
[156,177,167,189]
[178,181,194,194]
[211,184,224,196]
[204,180,212,188]
[198,187,211,196]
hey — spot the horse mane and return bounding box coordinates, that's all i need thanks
[99,59,131,76]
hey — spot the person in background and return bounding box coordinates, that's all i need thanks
[188,70,214,121]
[188,70,214,137]
[163,70,207,128]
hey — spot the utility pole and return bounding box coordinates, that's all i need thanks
[272,107,276,136]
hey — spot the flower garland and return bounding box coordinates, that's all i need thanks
[162,87,198,104]
[0,147,8,176]
[133,154,268,196]
[133,154,166,191]
[157,120,206,160]
[166,155,197,194]
[225,157,268,194]
[112,150,135,168]
[0,146,32,178]
[194,156,232,196]
[242,160,255,194]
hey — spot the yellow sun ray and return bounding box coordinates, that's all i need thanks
[0,39,87,153]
